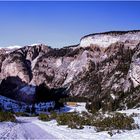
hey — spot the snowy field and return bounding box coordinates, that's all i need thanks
[34,116,140,140]
[0,114,140,140]
[0,103,140,139]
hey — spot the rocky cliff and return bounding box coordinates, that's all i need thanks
[0,30,140,110]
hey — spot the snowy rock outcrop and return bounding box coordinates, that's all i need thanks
[80,30,140,48]
[129,46,140,87]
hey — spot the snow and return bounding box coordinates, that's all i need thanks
[0,106,140,139]
[118,107,140,115]
[33,106,140,140]
[0,95,55,113]
[4,45,22,49]
[35,102,55,113]
[29,107,140,140]
[55,58,62,67]
[110,93,116,100]
[0,117,56,139]
[129,63,140,87]
[31,55,41,70]
[0,96,140,140]
[80,32,140,48]
[0,117,140,140]
[0,45,22,54]
[80,35,119,48]
[19,85,36,95]
[29,43,41,46]
[33,119,98,140]
[0,95,27,112]
[35,121,138,139]
[61,102,88,113]
[0,45,22,50]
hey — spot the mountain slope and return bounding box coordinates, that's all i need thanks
[0,30,140,111]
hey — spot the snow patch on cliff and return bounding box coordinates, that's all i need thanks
[55,59,62,67]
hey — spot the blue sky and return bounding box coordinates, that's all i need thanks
[0,1,140,48]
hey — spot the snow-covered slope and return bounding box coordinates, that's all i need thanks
[0,95,27,112]
[61,102,88,113]
[0,45,22,54]
[0,45,22,49]
[0,95,55,113]
[4,45,22,49]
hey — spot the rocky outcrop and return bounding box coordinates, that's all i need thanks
[80,30,140,48]
[0,44,51,83]
[0,30,140,109]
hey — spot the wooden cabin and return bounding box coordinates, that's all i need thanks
[66,102,77,107]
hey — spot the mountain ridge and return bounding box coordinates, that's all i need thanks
[81,30,140,40]
[0,30,140,111]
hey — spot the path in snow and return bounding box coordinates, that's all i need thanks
[0,109,140,140]
[0,117,56,139]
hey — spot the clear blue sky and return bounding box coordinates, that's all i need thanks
[0,1,140,48]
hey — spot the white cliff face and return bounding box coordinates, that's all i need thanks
[80,32,140,48]
[63,50,89,85]
[129,50,140,87]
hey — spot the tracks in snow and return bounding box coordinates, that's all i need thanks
[0,117,56,139]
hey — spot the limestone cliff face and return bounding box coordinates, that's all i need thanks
[0,30,140,108]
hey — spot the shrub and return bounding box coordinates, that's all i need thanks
[93,113,138,131]
[50,111,57,119]
[0,111,16,122]
[38,111,58,121]
[56,111,138,131]
[15,112,30,117]
[68,121,84,129]
[38,113,50,121]
[38,110,138,131]
[56,112,84,129]
[86,101,101,113]
[56,113,70,125]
